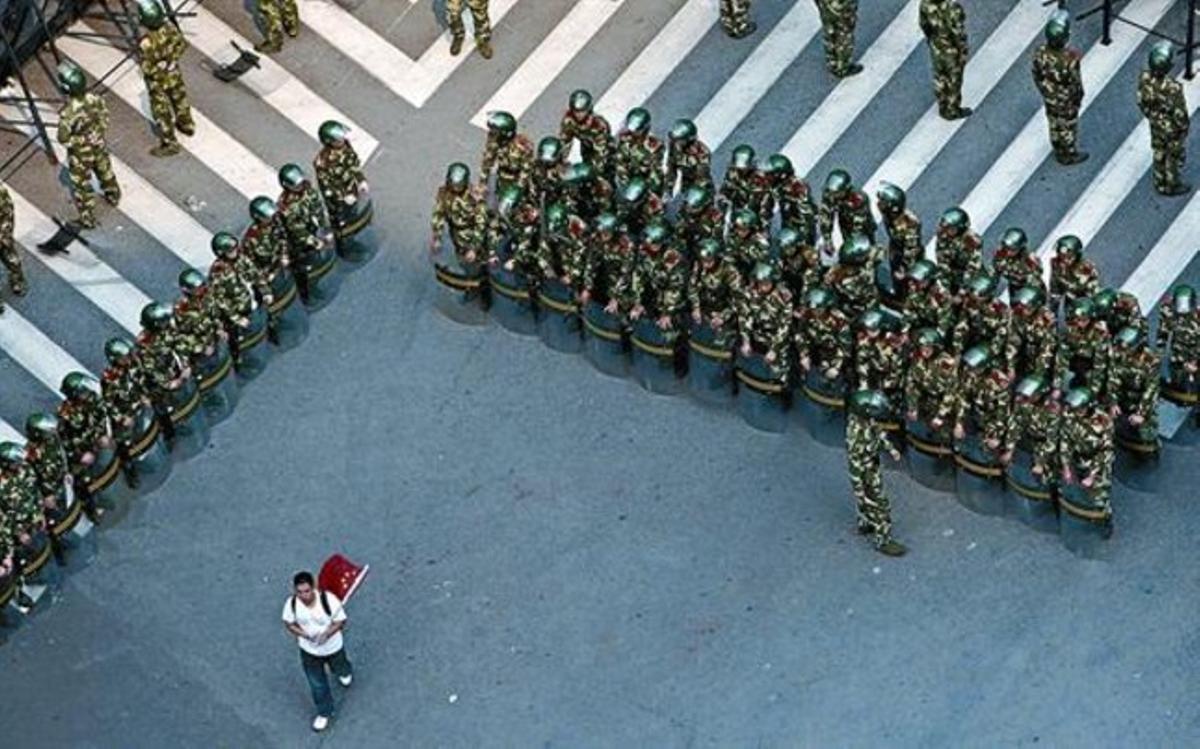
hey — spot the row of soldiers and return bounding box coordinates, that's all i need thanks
[429,92,1200,556]
[0,121,370,601]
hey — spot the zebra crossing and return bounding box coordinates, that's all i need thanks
[3,0,1199,442]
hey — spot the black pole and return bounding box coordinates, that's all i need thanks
[1188,0,1198,80]
[1102,0,1113,45]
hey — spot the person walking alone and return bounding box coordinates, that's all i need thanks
[282,570,353,732]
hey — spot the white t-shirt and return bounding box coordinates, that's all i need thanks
[282,591,347,657]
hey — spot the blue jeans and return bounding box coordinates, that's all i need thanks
[300,648,353,717]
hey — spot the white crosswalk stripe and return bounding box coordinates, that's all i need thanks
[779,0,923,177]
[694,1,821,151]
[412,0,521,106]
[866,0,1050,194]
[0,419,24,444]
[596,0,715,123]
[0,306,93,391]
[1124,198,1200,312]
[471,0,627,128]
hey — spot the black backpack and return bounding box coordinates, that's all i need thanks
[291,590,331,618]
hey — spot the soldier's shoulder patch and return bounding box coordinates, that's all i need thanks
[568,217,587,236]
[846,191,865,209]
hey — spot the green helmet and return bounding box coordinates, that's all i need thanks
[875,182,906,214]
[914,327,943,352]
[824,168,852,197]
[57,61,86,97]
[643,220,670,247]
[141,301,174,331]
[544,202,568,234]
[751,261,778,284]
[1011,285,1045,310]
[908,259,937,285]
[138,0,165,29]
[0,442,26,468]
[732,209,758,232]
[60,371,98,400]
[278,163,306,191]
[564,162,595,187]
[537,136,564,165]
[1045,10,1070,49]
[568,89,594,115]
[850,389,891,419]
[178,268,206,295]
[620,178,648,207]
[1149,41,1175,76]
[1092,287,1117,317]
[669,119,697,143]
[496,184,524,219]
[594,212,619,235]
[730,144,756,171]
[1000,227,1028,254]
[966,273,998,299]
[1113,326,1142,349]
[962,344,991,370]
[104,336,135,364]
[211,231,239,258]
[1067,297,1095,320]
[1015,375,1049,401]
[624,107,651,135]
[805,286,836,310]
[859,308,885,332]
[697,238,722,261]
[318,120,348,146]
[445,162,471,191]
[1064,387,1094,410]
[1173,284,1196,315]
[939,206,970,234]
[486,110,517,139]
[839,234,872,265]
[25,412,59,442]
[249,196,277,223]
[1055,234,1083,258]
[776,227,801,254]
[682,185,712,214]
[766,154,794,180]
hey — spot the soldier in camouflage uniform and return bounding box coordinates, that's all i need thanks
[825,234,879,322]
[991,227,1045,296]
[1093,288,1148,341]
[776,227,823,302]
[559,90,613,176]
[253,0,299,54]
[137,0,194,157]
[57,373,113,520]
[1106,326,1160,445]
[208,232,272,337]
[688,238,742,338]
[0,444,46,579]
[952,274,1009,357]
[814,0,862,78]
[768,154,818,245]
[430,163,490,270]
[1058,387,1115,519]
[665,119,714,198]
[1157,285,1200,398]
[1137,42,1191,196]
[853,308,908,404]
[536,202,589,296]
[615,108,665,196]
[628,220,688,332]
[1032,11,1088,165]
[1056,298,1110,395]
[314,120,368,228]
[480,111,534,196]
[1006,285,1057,381]
[905,328,960,437]
[719,145,773,226]
[902,259,955,341]
[532,136,568,209]
[23,414,73,551]
[615,178,665,237]
[919,0,972,120]
[138,303,193,412]
[819,169,876,253]
[243,197,292,313]
[719,0,756,39]
[1048,234,1099,313]
[581,213,635,315]
[0,182,28,309]
[56,61,120,229]
[727,209,771,273]
[875,182,923,302]
[677,185,724,253]
[797,286,853,381]
[489,185,542,287]
[738,261,794,374]
[1001,375,1060,476]
[933,206,982,300]
[277,164,333,279]
[562,162,614,222]
[101,337,153,485]
[174,269,224,364]
[953,344,1012,459]
[846,390,906,556]
[446,0,493,59]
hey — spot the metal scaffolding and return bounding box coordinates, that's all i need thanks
[1057,0,1200,79]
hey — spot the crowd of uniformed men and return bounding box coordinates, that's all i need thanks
[429,21,1200,557]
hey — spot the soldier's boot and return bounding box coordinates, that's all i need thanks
[876,537,908,557]
[728,21,757,39]
[284,22,300,38]
[940,105,972,120]
[477,38,493,59]
[1161,181,1192,197]
[102,187,121,206]
[75,205,98,229]
[450,35,464,56]
[835,62,864,78]
[1055,150,1089,166]
[254,36,282,53]
[150,141,181,158]
[8,268,28,297]
[176,114,196,137]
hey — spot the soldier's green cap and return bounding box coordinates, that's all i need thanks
[914,327,943,350]
[669,118,696,142]
[1173,284,1196,314]
[594,212,619,235]
[486,111,517,137]
[0,442,26,467]
[732,208,758,231]
[497,184,525,218]
[278,163,306,191]
[776,227,801,251]
[643,220,670,246]
[967,273,998,298]
[1114,326,1143,349]
[875,181,906,213]
[60,371,98,399]
[25,412,59,441]
[682,185,711,213]
[211,231,239,258]
[104,336,135,364]
[445,162,471,189]
[859,308,885,331]
[697,238,722,261]
[1092,287,1117,314]
[850,389,891,419]
[249,196,277,222]
[544,202,568,232]
[564,162,594,186]
[730,144,756,170]
[568,89,594,114]
[537,136,563,164]
[138,0,165,29]
[1011,285,1045,309]
[1000,227,1029,253]
[908,259,937,284]
[56,60,86,96]
[1015,375,1049,401]
[1064,386,1093,410]
[624,107,651,134]
[962,344,991,369]
[1149,41,1175,76]
[805,286,836,309]
[766,154,794,178]
[939,206,970,233]
[751,261,778,284]
[838,233,872,265]
[141,301,174,331]
[1067,297,1095,319]
[1045,10,1070,48]
[178,267,206,294]
[619,177,648,205]
[1055,234,1083,256]
[318,120,348,146]
[824,168,852,196]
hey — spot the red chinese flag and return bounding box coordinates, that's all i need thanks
[319,553,369,604]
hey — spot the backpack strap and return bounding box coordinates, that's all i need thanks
[320,590,331,617]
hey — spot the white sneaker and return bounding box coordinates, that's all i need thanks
[338,674,353,687]
[312,715,330,732]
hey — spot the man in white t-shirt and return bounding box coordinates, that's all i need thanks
[282,570,353,732]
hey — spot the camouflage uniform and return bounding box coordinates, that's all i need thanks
[719,0,755,39]
[615,111,666,195]
[853,314,908,398]
[481,128,535,196]
[665,121,714,197]
[688,244,742,333]
[582,219,636,313]
[536,208,589,290]
[956,354,1012,456]
[877,198,923,293]
[24,424,70,525]
[137,321,190,402]
[173,282,222,361]
[0,183,28,303]
[1004,387,1061,474]
[677,187,725,253]
[726,211,771,273]
[559,96,614,176]
[797,290,853,379]
[314,138,368,230]
[824,237,879,322]
[491,190,542,287]
[1107,331,1161,441]
[1006,288,1057,380]
[991,228,1045,296]
[777,228,823,302]
[819,180,876,248]
[1032,13,1087,164]
[254,0,299,54]
[57,85,120,228]
[1056,304,1110,395]
[0,456,44,551]
[278,177,332,267]
[138,17,194,154]
[813,0,860,78]
[431,182,491,267]
[562,163,614,222]
[56,384,112,489]
[1094,288,1148,341]
[209,249,270,331]
[446,0,492,57]
[1048,238,1100,310]
[933,209,982,298]
[532,138,568,209]
[952,279,1010,356]
[772,163,818,247]
[846,402,899,549]
[919,0,971,120]
[1157,286,1200,393]
[628,229,689,327]
[1058,395,1115,516]
[905,347,960,432]
[902,261,955,340]
[738,273,794,373]
[1137,43,1191,195]
[243,209,291,283]
[101,343,153,439]
[720,146,774,226]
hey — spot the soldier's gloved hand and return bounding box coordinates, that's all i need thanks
[464,250,477,263]
[656,315,673,331]
[629,305,644,320]
[824,367,839,380]
[359,181,369,194]
[42,495,58,510]
[263,294,275,306]
[740,342,752,358]
[578,289,591,304]
[985,437,1000,450]
[17,531,31,547]
[604,299,619,315]
[1031,463,1044,476]
[765,350,777,364]
[691,309,702,325]
[204,344,215,356]
[888,449,902,462]
[121,416,134,429]
[1081,474,1095,489]
[1062,467,1075,484]
[953,424,965,440]
[711,316,724,330]
[799,355,811,371]
[1186,361,1198,374]
[931,417,944,429]
[503,259,516,271]
[1129,414,1144,426]
[1000,450,1013,466]
[344,194,356,206]
[237,316,251,327]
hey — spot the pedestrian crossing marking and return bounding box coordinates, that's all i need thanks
[0,419,24,444]
[470,0,628,129]
[1124,198,1200,312]
[866,0,1050,195]
[0,305,92,392]
[182,2,380,161]
[596,0,715,123]
[694,1,821,151]
[412,0,521,106]
[779,0,923,177]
